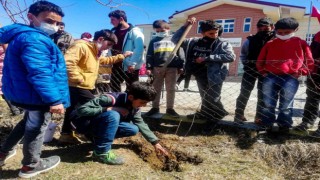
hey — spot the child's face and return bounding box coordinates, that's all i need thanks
[202,29,219,39]
[154,28,168,33]
[128,95,149,108]
[28,11,62,27]
[96,38,114,51]
[257,25,273,32]
[276,29,296,36]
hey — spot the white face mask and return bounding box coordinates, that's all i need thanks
[156,31,169,38]
[33,16,59,35]
[97,42,103,50]
[276,33,295,40]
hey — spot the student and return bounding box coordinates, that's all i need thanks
[144,20,185,117]
[50,22,74,54]
[172,19,235,122]
[234,18,275,123]
[108,10,144,92]
[293,31,320,137]
[80,32,92,42]
[0,1,69,178]
[256,17,314,130]
[59,29,133,144]
[71,82,168,165]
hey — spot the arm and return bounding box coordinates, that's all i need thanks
[99,54,125,65]
[299,41,314,75]
[64,43,85,84]
[146,40,155,70]
[123,29,144,67]
[204,41,235,63]
[177,47,186,69]
[77,95,115,117]
[132,110,159,144]
[240,40,249,63]
[256,44,268,74]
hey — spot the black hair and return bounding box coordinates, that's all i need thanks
[200,20,222,33]
[127,82,157,101]
[275,17,299,30]
[108,10,127,22]
[59,22,65,26]
[93,29,118,44]
[28,1,64,17]
[152,20,170,29]
[257,17,273,27]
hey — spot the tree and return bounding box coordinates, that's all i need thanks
[0,0,39,24]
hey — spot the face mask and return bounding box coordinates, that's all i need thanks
[97,42,103,50]
[156,31,169,37]
[33,16,59,35]
[276,33,295,40]
[257,31,271,37]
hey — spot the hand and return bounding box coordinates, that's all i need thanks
[123,51,133,57]
[127,65,135,73]
[154,143,169,156]
[195,57,205,64]
[50,104,65,114]
[110,107,129,117]
[177,68,184,74]
[146,70,152,75]
[185,17,196,26]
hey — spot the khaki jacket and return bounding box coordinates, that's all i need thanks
[65,40,124,89]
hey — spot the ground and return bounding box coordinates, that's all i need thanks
[1,78,320,179]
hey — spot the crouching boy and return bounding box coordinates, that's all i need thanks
[71,82,168,165]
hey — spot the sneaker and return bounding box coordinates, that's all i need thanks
[58,131,87,145]
[186,112,206,119]
[292,122,313,133]
[144,108,159,117]
[166,108,180,118]
[0,149,17,166]
[93,150,124,165]
[18,156,60,178]
[214,110,229,120]
[234,115,247,124]
[309,129,320,138]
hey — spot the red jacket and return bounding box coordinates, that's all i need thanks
[256,37,314,76]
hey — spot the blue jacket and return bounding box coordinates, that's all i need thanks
[0,24,70,109]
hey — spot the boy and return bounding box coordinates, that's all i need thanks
[256,17,314,130]
[50,22,74,54]
[172,19,235,122]
[0,1,69,178]
[145,20,185,117]
[70,82,168,165]
[108,10,144,92]
[60,29,132,144]
[234,18,275,123]
[293,31,320,137]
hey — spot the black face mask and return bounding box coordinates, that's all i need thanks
[203,36,216,42]
[256,31,272,38]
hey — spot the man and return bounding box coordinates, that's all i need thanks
[108,10,144,92]
[50,22,74,54]
[234,18,275,123]
[0,1,69,178]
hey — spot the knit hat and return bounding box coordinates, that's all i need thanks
[257,18,273,27]
[81,32,92,39]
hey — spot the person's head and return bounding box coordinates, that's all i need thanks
[274,17,299,40]
[81,32,92,41]
[27,1,64,35]
[152,20,170,37]
[108,10,127,28]
[57,22,65,33]
[256,17,274,32]
[127,82,157,108]
[93,29,118,51]
[200,20,222,40]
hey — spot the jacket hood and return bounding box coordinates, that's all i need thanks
[0,23,47,44]
[73,39,99,56]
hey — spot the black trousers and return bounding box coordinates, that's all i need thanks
[61,87,95,133]
[110,64,139,92]
[302,76,320,127]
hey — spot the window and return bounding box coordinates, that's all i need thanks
[243,18,251,32]
[306,33,315,45]
[215,19,235,33]
[197,20,205,34]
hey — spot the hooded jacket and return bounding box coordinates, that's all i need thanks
[64,39,125,90]
[112,24,144,71]
[0,24,70,109]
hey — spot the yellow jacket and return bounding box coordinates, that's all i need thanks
[65,40,124,89]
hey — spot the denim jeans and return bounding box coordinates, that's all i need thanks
[235,70,264,119]
[0,110,51,166]
[261,74,299,127]
[72,110,139,153]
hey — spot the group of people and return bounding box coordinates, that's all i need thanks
[0,0,319,179]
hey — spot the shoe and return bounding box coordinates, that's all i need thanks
[144,108,159,117]
[214,110,229,120]
[166,108,180,118]
[309,129,320,138]
[0,149,17,166]
[186,112,206,119]
[292,122,313,133]
[93,150,124,165]
[58,131,88,145]
[18,156,60,178]
[234,115,247,124]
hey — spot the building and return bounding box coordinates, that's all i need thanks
[137,0,319,76]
